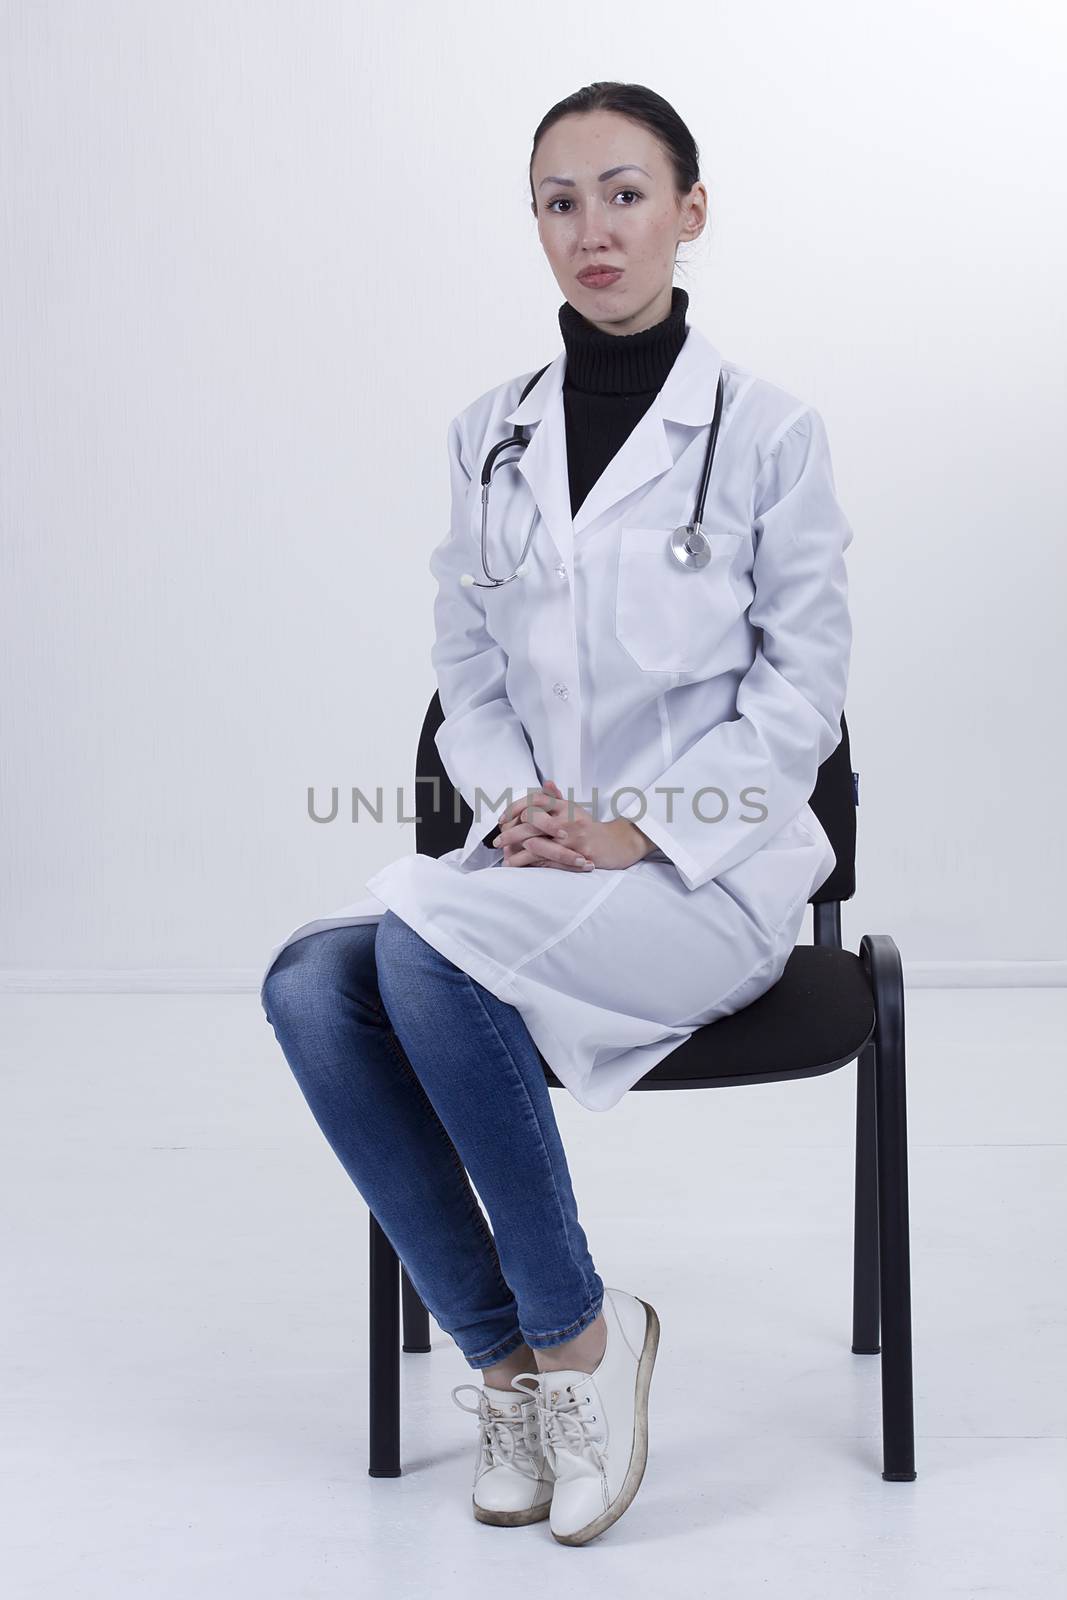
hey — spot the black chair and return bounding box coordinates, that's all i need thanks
[368,694,916,1485]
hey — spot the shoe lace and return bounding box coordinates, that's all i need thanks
[450,1383,545,1481]
[510,1372,605,1470]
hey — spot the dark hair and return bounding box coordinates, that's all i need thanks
[528,82,702,264]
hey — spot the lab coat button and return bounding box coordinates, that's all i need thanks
[553,682,570,699]
[554,562,568,579]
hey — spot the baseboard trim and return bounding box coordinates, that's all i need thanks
[0,960,1064,993]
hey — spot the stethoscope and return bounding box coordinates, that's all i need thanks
[460,366,726,587]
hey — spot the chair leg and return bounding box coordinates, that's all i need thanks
[860,933,917,1482]
[815,904,881,1355]
[368,1211,401,1477]
[852,1040,881,1354]
[401,1266,432,1353]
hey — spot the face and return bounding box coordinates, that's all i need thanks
[531,109,707,336]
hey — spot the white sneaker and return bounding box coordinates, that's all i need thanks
[510,1287,660,1546]
[450,1379,555,1526]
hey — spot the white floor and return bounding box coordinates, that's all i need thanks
[2,985,1064,1598]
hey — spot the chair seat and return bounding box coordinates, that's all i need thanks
[540,946,877,1092]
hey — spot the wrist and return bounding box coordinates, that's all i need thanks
[635,824,656,858]
[618,818,655,859]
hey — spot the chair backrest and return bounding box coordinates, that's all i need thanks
[809,712,857,903]
[415,696,857,905]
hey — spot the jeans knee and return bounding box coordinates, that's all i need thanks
[374,908,420,978]
[262,927,367,1029]
[374,909,453,1013]
[261,948,312,1030]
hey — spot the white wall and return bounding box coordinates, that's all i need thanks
[2,0,1063,987]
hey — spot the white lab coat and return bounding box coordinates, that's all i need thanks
[259,324,852,1112]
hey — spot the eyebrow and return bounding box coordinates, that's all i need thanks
[537,164,652,189]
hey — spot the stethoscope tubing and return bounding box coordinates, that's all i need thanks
[466,365,726,588]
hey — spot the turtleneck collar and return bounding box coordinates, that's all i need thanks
[558,285,689,396]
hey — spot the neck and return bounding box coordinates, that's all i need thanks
[558,286,689,395]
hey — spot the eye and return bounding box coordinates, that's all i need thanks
[545,189,643,214]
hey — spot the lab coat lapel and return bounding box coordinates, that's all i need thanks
[501,323,724,562]
[501,353,574,571]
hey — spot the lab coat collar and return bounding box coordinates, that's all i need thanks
[499,322,724,566]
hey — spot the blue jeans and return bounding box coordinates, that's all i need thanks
[260,908,605,1370]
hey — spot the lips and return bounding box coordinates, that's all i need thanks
[578,267,623,285]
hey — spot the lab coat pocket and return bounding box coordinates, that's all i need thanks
[615,525,748,674]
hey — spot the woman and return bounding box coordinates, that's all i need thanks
[261,81,852,1546]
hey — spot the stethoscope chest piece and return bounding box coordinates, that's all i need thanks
[670,524,712,570]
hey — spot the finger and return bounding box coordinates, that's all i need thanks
[541,782,579,822]
[502,846,542,867]
[522,834,593,870]
[521,798,564,828]
[496,785,556,830]
[503,837,568,868]
[494,811,564,849]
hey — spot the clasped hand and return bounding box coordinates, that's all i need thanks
[490,779,653,871]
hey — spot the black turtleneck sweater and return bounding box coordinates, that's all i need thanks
[558,285,689,518]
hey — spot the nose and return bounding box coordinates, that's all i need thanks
[578,227,615,253]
